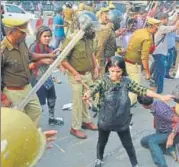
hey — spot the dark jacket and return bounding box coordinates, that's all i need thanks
[98,76,132,131]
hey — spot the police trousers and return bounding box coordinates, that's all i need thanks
[67,71,93,130]
[3,84,42,127]
[125,62,141,105]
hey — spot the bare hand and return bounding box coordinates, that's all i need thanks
[166,133,175,149]
[2,99,12,107]
[43,130,58,149]
[40,58,54,65]
[1,93,12,107]
[145,73,151,80]
[59,64,67,74]
[49,48,61,57]
[82,90,91,100]
[73,73,82,82]
[159,95,176,102]
[93,66,100,80]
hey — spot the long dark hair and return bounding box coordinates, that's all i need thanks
[105,56,128,76]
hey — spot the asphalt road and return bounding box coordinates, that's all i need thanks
[26,35,179,167]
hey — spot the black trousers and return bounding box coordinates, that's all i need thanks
[97,127,138,166]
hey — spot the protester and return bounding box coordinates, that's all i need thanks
[29,26,64,126]
[53,6,65,49]
[151,13,179,93]
[137,95,179,166]
[83,56,174,167]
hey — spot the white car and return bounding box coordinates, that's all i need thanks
[2,3,38,20]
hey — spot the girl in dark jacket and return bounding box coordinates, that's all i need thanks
[83,56,174,167]
[29,26,64,126]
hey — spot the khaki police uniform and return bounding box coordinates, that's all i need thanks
[61,34,95,130]
[125,18,161,105]
[1,18,41,127]
[95,8,117,72]
[63,8,74,36]
[85,5,95,13]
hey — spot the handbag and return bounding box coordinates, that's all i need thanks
[149,34,166,54]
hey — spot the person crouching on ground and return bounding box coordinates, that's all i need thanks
[137,95,179,167]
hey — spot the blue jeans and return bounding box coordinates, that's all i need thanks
[166,47,175,76]
[151,54,167,93]
[172,47,177,67]
[53,36,65,49]
[140,133,174,167]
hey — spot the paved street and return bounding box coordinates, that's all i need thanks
[26,35,179,167]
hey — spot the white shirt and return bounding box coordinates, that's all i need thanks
[153,25,176,56]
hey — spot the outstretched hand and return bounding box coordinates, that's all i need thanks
[159,95,176,103]
[43,130,58,149]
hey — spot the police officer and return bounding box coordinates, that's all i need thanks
[125,18,161,106]
[63,2,74,36]
[95,8,122,74]
[61,11,99,139]
[1,107,57,167]
[85,1,95,13]
[1,18,59,127]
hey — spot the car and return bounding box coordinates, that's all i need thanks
[20,1,35,13]
[41,1,55,17]
[2,3,38,20]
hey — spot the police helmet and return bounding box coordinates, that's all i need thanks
[76,11,100,31]
[107,9,123,30]
[1,107,46,167]
[66,2,72,8]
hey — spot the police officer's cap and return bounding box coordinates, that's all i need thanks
[108,4,116,10]
[100,7,109,13]
[147,18,161,26]
[2,17,29,33]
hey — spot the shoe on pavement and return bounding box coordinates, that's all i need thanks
[82,122,98,131]
[95,159,103,167]
[133,165,139,167]
[165,75,174,79]
[70,128,87,139]
[48,117,64,125]
[52,77,62,84]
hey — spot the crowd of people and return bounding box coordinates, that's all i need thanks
[1,1,179,167]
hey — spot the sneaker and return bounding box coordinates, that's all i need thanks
[133,165,139,167]
[52,77,62,84]
[95,159,103,167]
[48,117,64,125]
[165,75,174,79]
[70,128,87,139]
